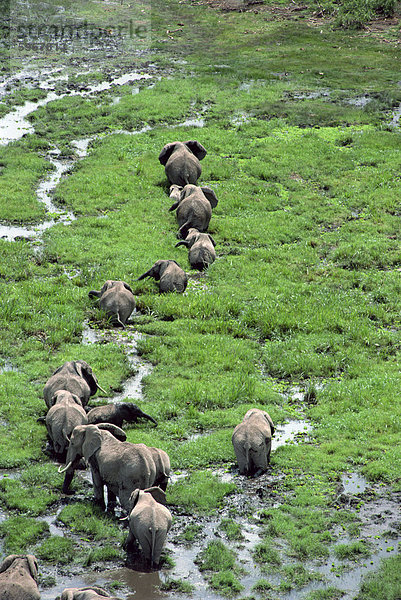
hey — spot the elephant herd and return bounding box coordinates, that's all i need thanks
[1,140,275,600]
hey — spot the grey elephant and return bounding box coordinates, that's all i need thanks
[87,402,157,428]
[88,280,136,328]
[169,184,218,239]
[176,227,216,271]
[232,409,275,476]
[0,554,40,600]
[43,360,107,409]
[136,260,187,293]
[148,445,170,491]
[59,424,170,512]
[45,390,88,459]
[59,587,121,600]
[126,486,172,567]
[158,140,207,187]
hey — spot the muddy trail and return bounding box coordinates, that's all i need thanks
[1,2,400,599]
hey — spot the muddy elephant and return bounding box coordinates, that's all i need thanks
[126,486,172,567]
[158,140,207,187]
[0,554,40,600]
[232,408,275,476]
[59,424,170,512]
[176,227,216,271]
[43,360,106,409]
[45,390,88,459]
[169,184,218,239]
[136,260,187,293]
[59,587,121,600]
[88,280,136,328]
[87,402,157,428]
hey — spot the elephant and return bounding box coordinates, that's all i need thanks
[158,140,207,187]
[88,280,136,328]
[59,424,170,512]
[45,390,88,459]
[0,554,40,600]
[136,260,187,293]
[59,587,121,600]
[126,486,172,567]
[232,409,275,477]
[169,184,218,239]
[176,227,216,271]
[87,402,157,428]
[43,360,107,409]
[148,445,170,491]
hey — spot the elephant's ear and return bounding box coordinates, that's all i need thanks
[82,425,102,460]
[71,393,83,407]
[185,140,207,160]
[76,361,98,396]
[159,142,177,165]
[0,555,17,573]
[208,234,216,247]
[129,488,141,511]
[144,486,167,506]
[263,412,275,436]
[97,423,126,441]
[123,282,134,294]
[27,555,38,581]
[201,186,218,208]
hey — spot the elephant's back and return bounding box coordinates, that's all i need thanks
[0,582,40,600]
[44,376,90,407]
[166,153,201,186]
[160,268,187,293]
[99,289,136,320]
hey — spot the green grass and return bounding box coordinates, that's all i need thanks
[0,516,49,554]
[356,555,401,600]
[0,0,400,594]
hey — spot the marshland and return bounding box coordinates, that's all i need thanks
[0,0,400,599]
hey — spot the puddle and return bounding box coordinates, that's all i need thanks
[0,360,18,373]
[272,419,312,450]
[82,324,153,404]
[341,472,368,495]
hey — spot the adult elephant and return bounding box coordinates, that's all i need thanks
[43,360,107,409]
[45,390,88,459]
[232,409,275,477]
[59,587,121,600]
[136,260,187,293]
[88,280,136,328]
[0,554,40,600]
[87,402,157,428]
[176,227,216,271]
[59,424,170,512]
[158,140,207,187]
[169,184,218,239]
[126,486,172,568]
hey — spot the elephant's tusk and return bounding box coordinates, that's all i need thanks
[119,515,129,521]
[58,461,73,474]
[97,384,108,395]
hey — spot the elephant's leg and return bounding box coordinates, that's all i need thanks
[106,486,117,512]
[62,470,75,494]
[124,528,139,551]
[89,463,106,510]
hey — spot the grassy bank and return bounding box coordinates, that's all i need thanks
[0,0,400,597]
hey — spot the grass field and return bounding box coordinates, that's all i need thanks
[0,0,400,598]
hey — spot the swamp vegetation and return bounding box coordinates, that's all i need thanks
[0,0,400,598]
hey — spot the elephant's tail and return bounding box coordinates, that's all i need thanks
[150,526,159,567]
[116,311,126,330]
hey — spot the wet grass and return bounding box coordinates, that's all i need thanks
[0,0,400,596]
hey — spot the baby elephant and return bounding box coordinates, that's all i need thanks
[232,408,275,477]
[169,184,218,239]
[59,587,121,600]
[136,260,187,293]
[176,227,216,271]
[87,402,157,428]
[159,140,207,186]
[126,486,172,567]
[0,554,40,600]
[46,390,88,459]
[88,280,136,328]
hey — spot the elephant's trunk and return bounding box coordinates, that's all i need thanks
[142,412,158,425]
[175,240,189,248]
[136,270,151,281]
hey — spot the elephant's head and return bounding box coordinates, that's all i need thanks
[128,486,167,512]
[60,587,118,600]
[120,403,158,425]
[136,260,178,282]
[59,424,126,476]
[89,280,133,300]
[158,140,207,165]
[51,390,83,407]
[72,360,103,397]
[0,554,38,581]
[176,228,216,250]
